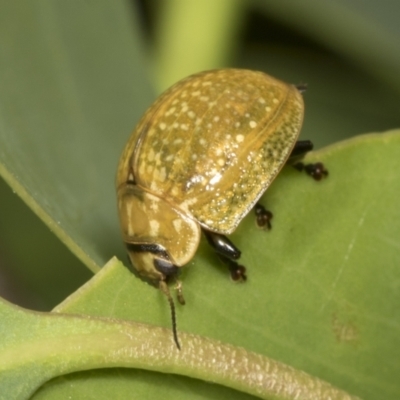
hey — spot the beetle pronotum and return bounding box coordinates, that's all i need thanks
[116,69,327,349]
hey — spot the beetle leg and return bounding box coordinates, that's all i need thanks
[203,230,241,259]
[254,203,273,230]
[287,140,313,162]
[288,140,329,181]
[203,230,247,281]
[174,280,185,305]
[295,83,307,93]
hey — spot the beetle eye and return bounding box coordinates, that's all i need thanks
[154,258,180,278]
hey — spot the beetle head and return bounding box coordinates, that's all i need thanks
[117,182,201,281]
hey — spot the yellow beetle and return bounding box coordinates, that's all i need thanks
[116,69,327,348]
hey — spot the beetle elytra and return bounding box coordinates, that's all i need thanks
[116,69,328,348]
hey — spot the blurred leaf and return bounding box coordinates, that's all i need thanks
[251,0,400,94]
[153,0,244,90]
[0,0,154,275]
[0,179,91,309]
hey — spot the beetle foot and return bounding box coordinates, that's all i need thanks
[218,256,247,282]
[293,162,328,181]
[255,203,273,230]
[230,263,247,282]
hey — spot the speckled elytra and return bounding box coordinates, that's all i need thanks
[116,69,328,348]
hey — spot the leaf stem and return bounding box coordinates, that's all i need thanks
[1,301,361,400]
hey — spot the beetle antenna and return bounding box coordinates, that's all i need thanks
[159,280,181,350]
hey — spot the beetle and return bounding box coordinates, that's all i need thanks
[116,69,327,349]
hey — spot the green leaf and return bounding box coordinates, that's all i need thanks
[2,131,399,399]
[0,258,361,400]
[1,1,400,399]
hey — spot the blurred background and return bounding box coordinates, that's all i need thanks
[1,0,399,310]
